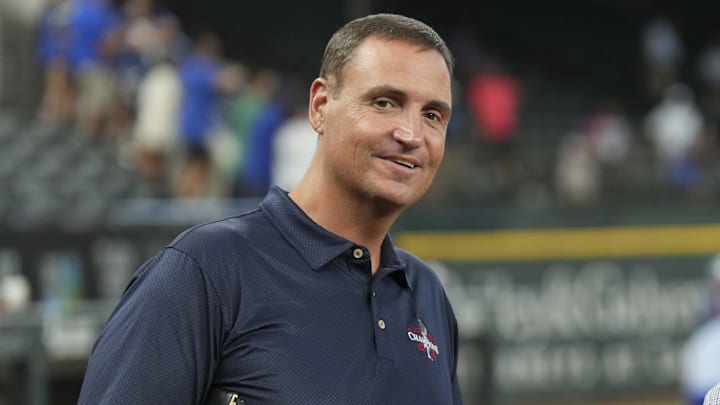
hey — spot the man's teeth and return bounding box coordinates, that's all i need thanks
[393,159,415,168]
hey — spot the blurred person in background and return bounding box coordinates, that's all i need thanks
[36,0,73,125]
[554,99,633,207]
[643,83,706,194]
[67,0,125,139]
[555,131,601,206]
[130,51,180,189]
[114,0,165,138]
[130,13,188,190]
[78,13,462,404]
[237,75,301,197]
[466,56,523,194]
[131,58,181,189]
[117,0,159,98]
[641,14,685,103]
[682,254,720,405]
[174,30,242,197]
[581,100,633,169]
[229,68,280,195]
[270,76,318,191]
[577,99,633,198]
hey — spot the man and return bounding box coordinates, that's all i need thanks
[79,13,462,404]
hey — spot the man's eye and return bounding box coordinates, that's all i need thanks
[375,99,394,108]
[424,112,441,122]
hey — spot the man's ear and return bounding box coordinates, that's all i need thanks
[308,77,330,135]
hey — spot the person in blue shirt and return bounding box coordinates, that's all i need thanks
[174,31,223,197]
[175,31,242,197]
[79,13,462,405]
[240,76,308,197]
[67,0,125,138]
[36,0,72,124]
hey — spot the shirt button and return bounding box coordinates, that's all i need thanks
[352,248,364,259]
[378,319,386,330]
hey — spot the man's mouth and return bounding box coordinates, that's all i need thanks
[391,159,416,169]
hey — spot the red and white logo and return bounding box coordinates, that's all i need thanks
[407,319,439,361]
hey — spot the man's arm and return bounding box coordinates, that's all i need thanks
[78,247,225,404]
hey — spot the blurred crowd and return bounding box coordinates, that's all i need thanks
[441,13,720,209]
[34,0,315,199]
[31,1,720,207]
[554,14,720,207]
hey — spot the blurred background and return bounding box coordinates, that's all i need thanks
[1,0,720,404]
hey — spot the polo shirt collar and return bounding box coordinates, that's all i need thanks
[379,236,413,291]
[260,187,410,288]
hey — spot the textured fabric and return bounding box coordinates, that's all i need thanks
[78,186,463,404]
[705,382,720,405]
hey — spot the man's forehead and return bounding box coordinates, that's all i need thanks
[346,38,451,84]
[351,36,450,73]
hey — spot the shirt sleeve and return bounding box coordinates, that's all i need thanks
[78,247,225,405]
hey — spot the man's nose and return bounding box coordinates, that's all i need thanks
[392,126,423,146]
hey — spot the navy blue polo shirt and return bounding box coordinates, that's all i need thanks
[79,186,463,405]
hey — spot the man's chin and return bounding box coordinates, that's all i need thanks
[369,186,425,213]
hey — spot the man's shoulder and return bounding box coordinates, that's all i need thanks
[167,208,273,257]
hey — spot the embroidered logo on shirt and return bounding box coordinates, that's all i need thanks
[407,318,439,361]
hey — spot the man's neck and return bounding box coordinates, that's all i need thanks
[289,178,401,275]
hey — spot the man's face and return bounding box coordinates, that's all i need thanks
[310,36,452,210]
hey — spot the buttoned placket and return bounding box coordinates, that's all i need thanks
[348,245,412,365]
[348,246,394,362]
[369,271,403,363]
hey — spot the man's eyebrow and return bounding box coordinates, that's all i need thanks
[365,85,452,116]
[365,85,407,100]
[426,99,452,118]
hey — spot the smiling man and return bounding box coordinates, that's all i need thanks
[79,13,462,405]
